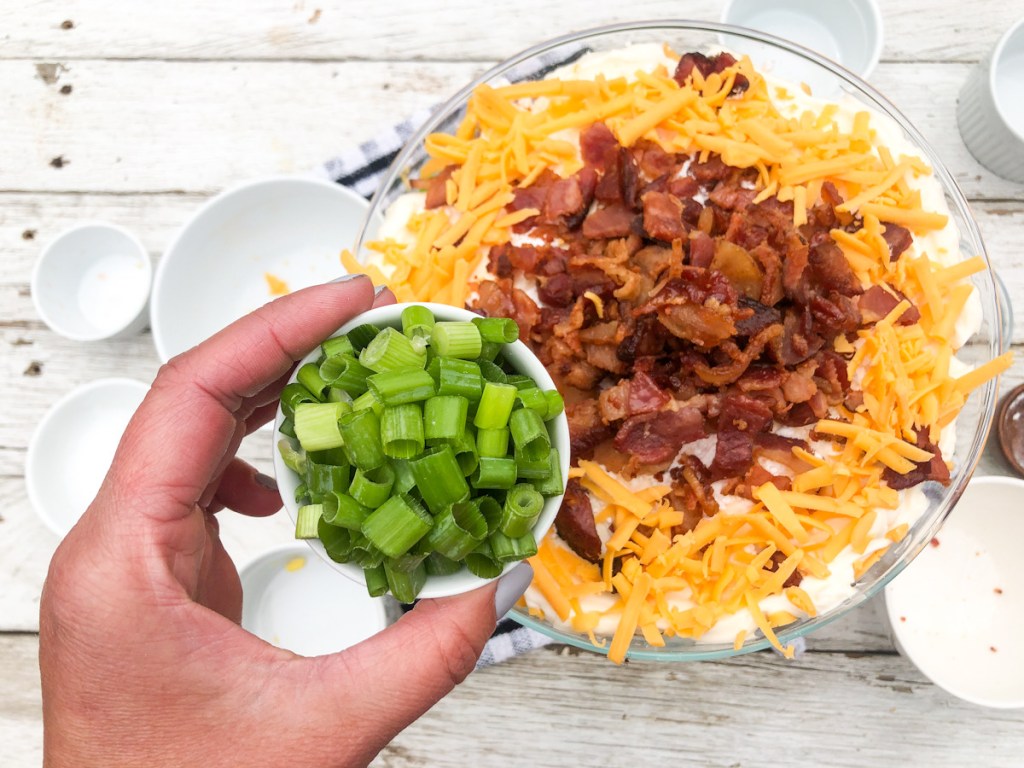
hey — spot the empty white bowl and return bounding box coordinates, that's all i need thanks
[272,302,570,600]
[957,17,1024,184]
[151,176,370,361]
[722,0,883,81]
[25,378,149,537]
[885,476,1024,708]
[32,222,152,341]
[240,544,396,657]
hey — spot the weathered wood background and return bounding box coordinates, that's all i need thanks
[3,1,1024,766]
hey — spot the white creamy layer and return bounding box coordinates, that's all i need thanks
[372,44,983,646]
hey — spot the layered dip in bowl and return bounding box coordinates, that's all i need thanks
[351,22,1010,662]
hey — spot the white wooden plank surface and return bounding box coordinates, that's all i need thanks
[4,632,1024,768]
[4,0,1020,63]
[3,59,1023,200]
[4,2,1024,765]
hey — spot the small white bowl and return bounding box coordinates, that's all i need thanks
[885,476,1024,708]
[957,18,1024,184]
[272,302,570,600]
[151,176,370,362]
[25,378,149,537]
[32,222,152,341]
[240,544,397,657]
[721,0,884,80]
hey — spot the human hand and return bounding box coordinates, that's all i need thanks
[39,275,533,768]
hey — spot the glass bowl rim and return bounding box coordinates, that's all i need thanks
[355,19,1004,661]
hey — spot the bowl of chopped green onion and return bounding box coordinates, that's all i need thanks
[273,302,570,602]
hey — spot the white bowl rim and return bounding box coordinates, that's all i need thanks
[25,377,150,537]
[987,16,1024,144]
[884,474,1024,708]
[272,301,570,600]
[31,221,152,342]
[150,175,370,362]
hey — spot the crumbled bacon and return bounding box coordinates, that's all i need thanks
[882,222,913,261]
[883,433,951,490]
[555,479,603,562]
[613,407,704,465]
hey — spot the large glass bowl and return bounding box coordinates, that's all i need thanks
[354,21,1006,661]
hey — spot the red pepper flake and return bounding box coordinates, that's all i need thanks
[995,587,1004,595]
[929,537,940,548]
[899,616,906,622]
[990,646,998,653]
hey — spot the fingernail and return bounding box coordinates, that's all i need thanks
[374,284,389,297]
[493,562,533,619]
[255,472,278,491]
[329,273,367,284]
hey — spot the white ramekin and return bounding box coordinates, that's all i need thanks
[957,18,1024,184]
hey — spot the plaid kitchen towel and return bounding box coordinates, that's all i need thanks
[314,45,590,667]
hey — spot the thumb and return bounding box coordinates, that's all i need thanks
[298,563,533,763]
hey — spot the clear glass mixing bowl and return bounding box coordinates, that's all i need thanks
[354,21,1006,661]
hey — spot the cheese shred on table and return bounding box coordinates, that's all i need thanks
[351,51,1011,663]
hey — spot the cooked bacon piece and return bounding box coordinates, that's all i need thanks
[767,550,804,588]
[690,155,732,185]
[614,407,705,465]
[584,343,627,374]
[537,272,574,308]
[771,308,825,366]
[597,370,670,423]
[782,369,818,403]
[580,122,619,170]
[858,284,921,325]
[620,147,641,210]
[421,166,455,209]
[719,394,773,434]
[669,455,719,527]
[711,430,754,479]
[884,436,951,490]
[808,238,863,297]
[688,230,715,268]
[813,350,850,404]
[642,192,687,242]
[673,51,749,94]
[693,324,784,386]
[635,140,681,178]
[488,243,514,277]
[808,292,861,335]
[882,222,913,261]
[582,203,636,239]
[709,183,757,211]
[616,314,669,364]
[475,279,516,319]
[781,238,810,300]
[566,398,613,461]
[631,245,676,282]
[670,176,701,200]
[555,479,602,563]
[735,296,782,337]
[736,365,786,392]
[635,268,738,348]
[544,176,585,222]
[511,287,541,339]
[472,279,539,339]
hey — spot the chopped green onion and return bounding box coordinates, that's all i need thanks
[504,374,534,390]
[474,382,518,429]
[516,387,548,414]
[305,459,350,497]
[409,445,470,515]
[465,541,503,579]
[351,389,384,416]
[363,564,389,597]
[361,493,432,557]
[509,407,551,462]
[489,529,538,563]
[349,464,395,509]
[338,408,386,471]
[294,483,309,505]
[347,532,385,568]
[500,483,544,537]
[471,456,518,490]
[360,327,426,372]
[401,305,436,340]
[477,341,502,362]
[384,558,427,603]
[322,491,370,530]
[476,427,509,458]
[277,438,307,475]
[367,368,436,405]
[477,495,503,535]
[515,447,551,480]
[318,517,353,561]
[431,321,482,359]
[380,403,425,459]
[544,390,565,421]
[388,539,432,573]
[425,551,463,575]
[321,335,355,359]
[346,323,381,353]
[319,354,373,396]
[452,428,478,476]
[309,446,348,466]
[478,359,507,383]
[426,500,487,560]
[279,417,297,439]
[297,362,329,400]
[389,458,417,495]
[472,316,519,343]
[424,395,469,443]
[295,504,322,539]
[533,448,564,497]
[326,387,351,403]
[281,382,319,419]
[429,357,483,401]
[294,401,350,452]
